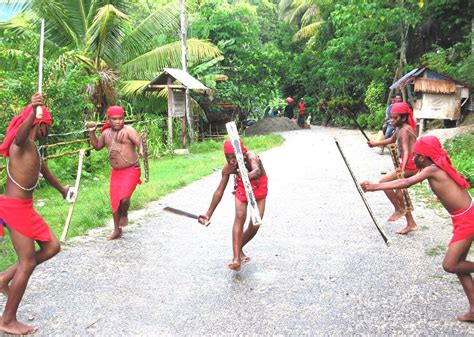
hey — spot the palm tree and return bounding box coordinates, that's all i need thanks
[279,0,328,42]
[1,0,221,113]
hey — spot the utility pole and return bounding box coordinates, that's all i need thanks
[180,0,194,147]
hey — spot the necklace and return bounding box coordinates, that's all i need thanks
[6,141,42,191]
[108,129,139,165]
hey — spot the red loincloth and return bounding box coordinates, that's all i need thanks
[110,166,141,213]
[235,175,268,203]
[0,196,51,241]
[449,201,474,246]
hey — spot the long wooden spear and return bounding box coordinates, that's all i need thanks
[36,19,45,118]
[334,138,390,246]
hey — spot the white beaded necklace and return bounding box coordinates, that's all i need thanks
[6,142,42,192]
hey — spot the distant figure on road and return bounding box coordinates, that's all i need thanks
[361,136,473,322]
[367,102,418,234]
[297,99,305,128]
[199,139,268,271]
[284,97,295,119]
[0,93,71,335]
[87,106,143,240]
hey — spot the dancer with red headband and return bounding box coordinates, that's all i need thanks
[367,102,418,234]
[198,139,268,271]
[87,106,143,240]
[0,93,71,335]
[361,135,473,321]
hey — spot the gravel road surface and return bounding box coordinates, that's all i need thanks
[1,126,472,335]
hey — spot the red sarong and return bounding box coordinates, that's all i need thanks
[449,201,474,246]
[235,175,268,203]
[0,196,51,241]
[110,166,141,213]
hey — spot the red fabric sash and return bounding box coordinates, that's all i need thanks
[0,196,51,241]
[0,104,52,158]
[414,136,470,189]
[110,167,141,212]
[449,202,474,246]
[235,175,268,203]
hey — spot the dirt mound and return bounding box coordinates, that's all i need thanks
[425,124,474,143]
[245,117,301,136]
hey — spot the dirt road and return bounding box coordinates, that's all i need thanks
[1,126,470,335]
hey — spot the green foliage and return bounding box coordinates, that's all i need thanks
[444,134,474,186]
[362,81,386,129]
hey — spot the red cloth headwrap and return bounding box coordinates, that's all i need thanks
[391,102,416,132]
[224,139,247,155]
[101,106,125,134]
[414,136,471,189]
[0,104,52,158]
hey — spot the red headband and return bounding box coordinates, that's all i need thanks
[0,104,52,158]
[101,106,125,133]
[224,139,247,155]
[414,136,470,189]
[391,102,416,132]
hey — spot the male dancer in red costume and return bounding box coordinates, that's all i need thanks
[362,135,473,322]
[367,102,418,234]
[199,139,268,271]
[87,106,143,240]
[0,93,71,335]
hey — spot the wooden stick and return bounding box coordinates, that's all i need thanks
[42,138,90,149]
[43,147,93,160]
[35,19,45,118]
[225,121,262,226]
[341,109,370,141]
[387,144,414,211]
[61,149,85,242]
[334,138,390,246]
[141,127,150,183]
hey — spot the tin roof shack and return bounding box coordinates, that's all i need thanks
[390,68,471,132]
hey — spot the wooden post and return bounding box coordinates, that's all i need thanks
[167,76,173,147]
[181,116,187,148]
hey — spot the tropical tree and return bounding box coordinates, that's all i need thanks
[1,0,221,115]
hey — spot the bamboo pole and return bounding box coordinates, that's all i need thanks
[44,147,93,160]
[61,149,85,242]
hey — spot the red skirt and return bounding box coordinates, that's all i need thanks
[0,196,51,241]
[110,166,141,213]
[235,175,268,203]
[449,201,474,246]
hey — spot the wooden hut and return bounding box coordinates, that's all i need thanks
[390,67,471,131]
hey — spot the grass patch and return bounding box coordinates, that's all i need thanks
[0,134,284,271]
[425,244,447,257]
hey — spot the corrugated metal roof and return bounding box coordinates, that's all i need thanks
[414,78,456,94]
[389,68,425,90]
[146,68,208,91]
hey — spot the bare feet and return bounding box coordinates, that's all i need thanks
[456,312,474,322]
[106,229,122,240]
[396,226,418,235]
[387,210,406,222]
[0,318,38,335]
[228,260,241,271]
[119,215,128,228]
